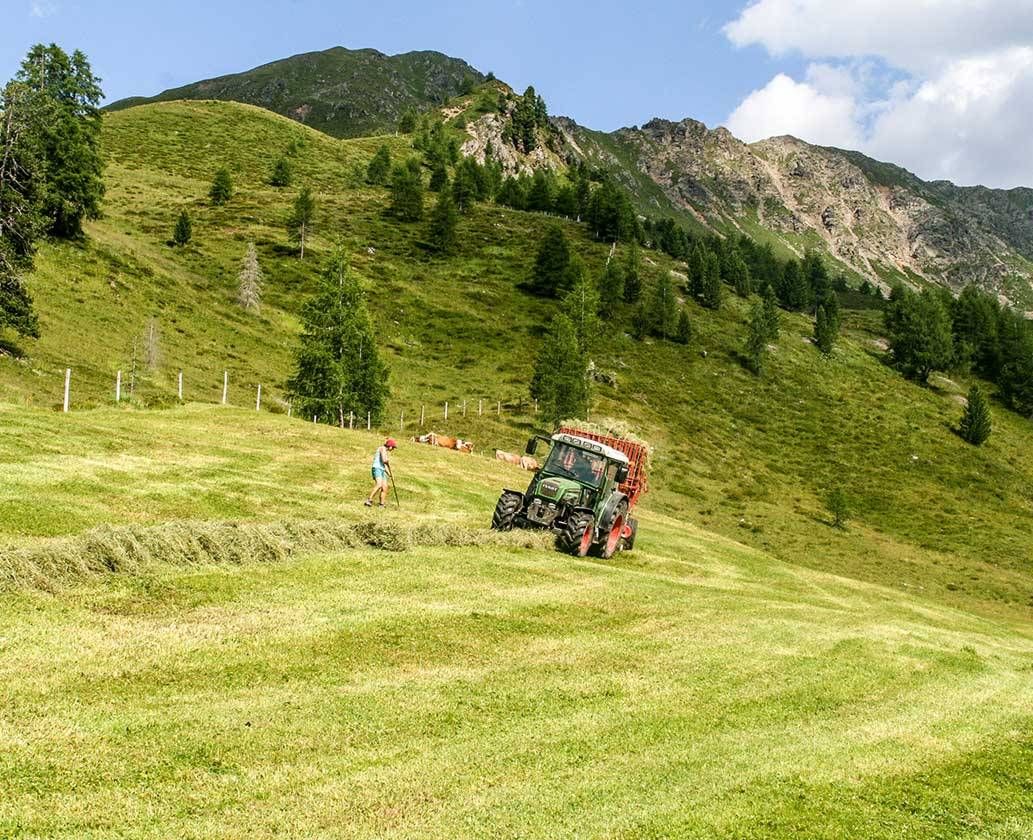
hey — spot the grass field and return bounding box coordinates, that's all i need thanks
[1,404,1032,838]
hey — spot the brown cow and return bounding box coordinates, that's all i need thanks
[413,432,474,454]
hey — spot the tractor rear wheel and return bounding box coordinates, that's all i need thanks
[491,491,523,531]
[622,517,639,552]
[557,511,595,557]
[594,501,628,559]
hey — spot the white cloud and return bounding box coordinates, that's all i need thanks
[29,0,58,17]
[723,1,1033,187]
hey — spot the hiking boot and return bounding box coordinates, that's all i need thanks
[363,500,373,507]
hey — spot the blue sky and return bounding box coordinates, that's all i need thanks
[4,0,1032,188]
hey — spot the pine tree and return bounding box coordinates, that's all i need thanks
[287,249,389,426]
[826,488,849,528]
[631,301,649,341]
[0,81,44,340]
[428,162,448,192]
[427,188,458,255]
[496,176,525,210]
[778,259,811,311]
[209,168,233,205]
[562,260,601,354]
[745,300,768,375]
[172,210,191,246]
[398,107,418,133]
[884,286,954,383]
[554,185,578,218]
[676,308,692,344]
[529,225,571,297]
[526,169,554,213]
[530,314,589,425]
[761,283,780,342]
[729,252,752,297]
[598,258,625,320]
[389,160,424,222]
[366,144,391,185]
[451,162,479,213]
[16,45,104,239]
[270,157,292,187]
[287,187,315,259]
[649,273,678,340]
[237,242,263,313]
[688,243,707,298]
[814,305,834,355]
[701,252,724,310]
[622,242,642,303]
[959,385,992,445]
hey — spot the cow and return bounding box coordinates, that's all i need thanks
[413,432,474,454]
[495,450,521,465]
[519,456,539,471]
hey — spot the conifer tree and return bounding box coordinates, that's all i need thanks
[676,308,692,344]
[631,301,649,341]
[649,273,678,340]
[398,107,418,133]
[270,157,292,187]
[554,184,578,218]
[389,160,424,222]
[530,314,589,425]
[884,286,954,383]
[237,242,263,313]
[959,385,992,445]
[172,210,191,246]
[16,44,104,238]
[366,144,391,185]
[701,252,724,310]
[287,186,315,259]
[688,243,707,299]
[496,176,525,210]
[761,283,780,342]
[209,168,233,205]
[814,305,834,355]
[778,259,811,311]
[428,162,448,192]
[562,259,601,354]
[745,300,768,375]
[527,169,554,213]
[287,248,389,426]
[529,225,571,297]
[598,258,625,319]
[427,188,458,255]
[622,242,642,303]
[729,252,752,297]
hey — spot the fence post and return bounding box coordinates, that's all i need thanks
[222,371,228,405]
[115,370,122,403]
[366,411,371,431]
[256,384,262,412]
[349,411,354,430]
[534,399,538,414]
[288,400,293,419]
[462,400,467,417]
[478,399,483,416]
[444,401,449,421]
[313,415,317,424]
[178,370,183,401]
[63,368,71,413]
[400,411,404,432]
[420,404,425,427]
[497,400,501,417]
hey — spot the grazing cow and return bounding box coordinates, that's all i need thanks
[495,450,521,465]
[519,456,539,471]
[413,432,474,454]
[455,439,474,454]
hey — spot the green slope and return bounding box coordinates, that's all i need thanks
[1,405,1032,838]
[3,99,1033,629]
[105,46,484,138]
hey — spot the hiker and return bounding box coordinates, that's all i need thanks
[365,438,397,507]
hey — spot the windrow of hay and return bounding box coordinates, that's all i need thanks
[0,520,553,593]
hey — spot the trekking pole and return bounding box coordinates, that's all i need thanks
[389,470,401,508]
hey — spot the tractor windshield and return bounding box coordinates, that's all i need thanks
[543,443,607,488]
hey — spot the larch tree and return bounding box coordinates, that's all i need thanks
[209,168,233,205]
[287,186,315,259]
[237,241,263,313]
[530,314,590,426]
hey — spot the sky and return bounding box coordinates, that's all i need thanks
[3,0,1031,189]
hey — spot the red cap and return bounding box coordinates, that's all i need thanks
[385,438,398,449]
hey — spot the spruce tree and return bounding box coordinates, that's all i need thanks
[762,283,781,342]
[530,314,589,425]
[745,300,768,375]
[701,252,724,310]
[427,188,458,254]
[676,308,692,344]
[398,107,417,133]
[270,157,292,187]
[622,242,642,303]
[526,169,554,213]
[16,45,104,238]
[649,273,678,340]
[959,385,992,445]
[688,243,707,299]
[562,259,601,354]
[389,160,424,222]
[529,225,571,297]
[237,242,263,313]
[209,167,233,205]
[287,249,389,426]
[598,258,625,320]
[729,252,752,297]
[814,305,834,355]
[554,185,578,218]
[172,210,191,246]
[884,286,954,383]
[631,301,649,341]
[287,187,315,259]
[366,144,391,185]
[778,259,811,311]
[451,162,479,213]
[428,162,448,192]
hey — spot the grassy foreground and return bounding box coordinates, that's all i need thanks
[1,404,1032,838]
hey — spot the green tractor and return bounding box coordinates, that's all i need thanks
[490,429,647,558]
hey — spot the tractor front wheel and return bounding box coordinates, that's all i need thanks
[491,491,523,531]
[557,511,595,557]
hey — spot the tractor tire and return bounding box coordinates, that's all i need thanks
[593,501,629,559]
[557,511,595,557]
[622,517,639,552]
[491,491,523,531]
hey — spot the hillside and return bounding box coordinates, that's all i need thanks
[2,99,1033,629]
[2,404,1032,837]
[106,47,484,139]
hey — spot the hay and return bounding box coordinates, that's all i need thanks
[558,417,654,464]
[0,519,553,593]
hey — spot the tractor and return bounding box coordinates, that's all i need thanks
[490,426,648,558]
